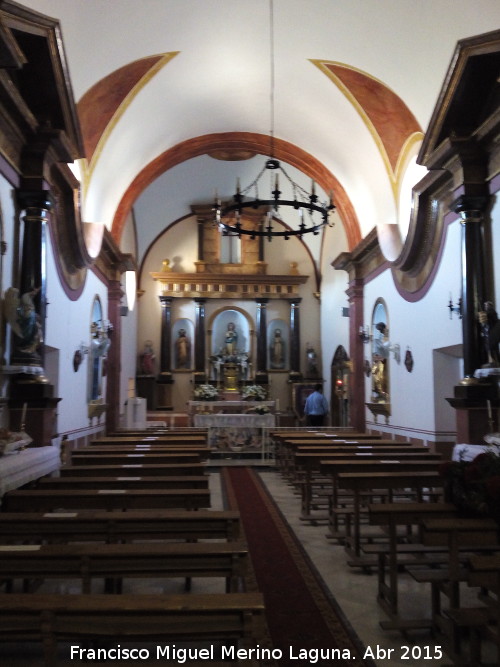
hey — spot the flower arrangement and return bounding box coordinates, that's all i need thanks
[241,384,267,401]
[439,450,500,519]
[193,384,219,400]
[246,405,270,415]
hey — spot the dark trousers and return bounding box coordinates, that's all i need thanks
[307,414,325,427]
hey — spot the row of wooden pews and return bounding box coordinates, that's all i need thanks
[0,428,267,666]
[271,428,500,664]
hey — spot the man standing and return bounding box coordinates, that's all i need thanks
[304,384,329,426]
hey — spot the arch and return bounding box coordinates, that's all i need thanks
[111,132,361,251]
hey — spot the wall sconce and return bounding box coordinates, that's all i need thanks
[448,294,462,319]
[73,343,89,372]
[358,325,371,343]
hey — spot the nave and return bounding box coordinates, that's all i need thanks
[2,439,500,666]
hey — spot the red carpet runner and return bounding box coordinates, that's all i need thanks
[222,467,373,667]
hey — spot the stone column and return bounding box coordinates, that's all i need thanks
[194,298,207,383]
[255,299,269,384]
[289,298,302,381]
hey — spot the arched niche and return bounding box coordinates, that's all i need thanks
[366,297,391,423]
[172,318,194,370]
[88,296,111,419]
[267,319,288,370]
[330,345,350,426]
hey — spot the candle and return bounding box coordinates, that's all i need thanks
[20,402,27,426]
[487,400,493,420]
[276,398,280,412]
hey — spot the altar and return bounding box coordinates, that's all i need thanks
[192,410,276,457]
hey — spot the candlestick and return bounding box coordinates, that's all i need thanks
[487,400,493,421]
[276,398,280,412]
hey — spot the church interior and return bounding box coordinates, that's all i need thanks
[1,0,500,664]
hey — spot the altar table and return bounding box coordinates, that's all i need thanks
[193,413,276,456]
[0,446,60,500]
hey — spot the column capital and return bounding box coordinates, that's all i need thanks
[17,190,52,213]
[451,194,490,219]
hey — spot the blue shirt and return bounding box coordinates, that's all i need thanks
[304,391,328,416]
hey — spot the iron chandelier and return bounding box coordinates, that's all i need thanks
[213,0,336,241]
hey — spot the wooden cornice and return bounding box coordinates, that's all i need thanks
[331,228,385,283]
[150,269,308,300]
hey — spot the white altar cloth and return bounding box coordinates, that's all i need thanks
[0,446,60,499]
[452,443,500,462]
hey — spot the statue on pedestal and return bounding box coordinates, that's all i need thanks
[224,322,238,357]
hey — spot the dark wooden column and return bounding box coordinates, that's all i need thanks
[156,296,174,409]
[159,296,173,374]
[346,280,366,432]
[105,279,122,433]
[194,298,207,383]
[446,194,497,443]
[9,191,60,446]
[453,195,489,379]
[255,299,269,384]
[289,298,302,381]
[12,191,51,371]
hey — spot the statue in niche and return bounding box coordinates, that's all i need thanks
[224,322,238,357]
[270,329,285,369]
[139,340,156,375]
[371,355,388,402]
[478,302,500,367]
[175,328,191,369]
[4,286,43,358]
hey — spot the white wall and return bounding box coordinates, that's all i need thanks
[362,218,463,442]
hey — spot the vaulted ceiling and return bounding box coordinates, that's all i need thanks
[20,0,500,268]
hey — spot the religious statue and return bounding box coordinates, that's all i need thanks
[371,354,387,401]
[478,301,500,367]
[4,286,43,358]
[270,329,285,368]
[175,328,191,368]
[139,340,156,375]
[373,322,390,358]
[224,322,238,356]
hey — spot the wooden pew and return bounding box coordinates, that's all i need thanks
[280,440,418,480]
[445,552,500,665]
[37,475,209,491]
[76,445,211,460]
[294,449,440,520]
[69,452,203,466]
[336,471,444,565]
[0,592,266,667]
[0,541,249,593]
[0,509,241,544]
[366,502,458,622]
[58,462,206,477]
[89,431,208,446]
[407,517,500,656]
[2,487,211,512]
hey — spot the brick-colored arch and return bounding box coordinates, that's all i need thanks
[111,132,361,250]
